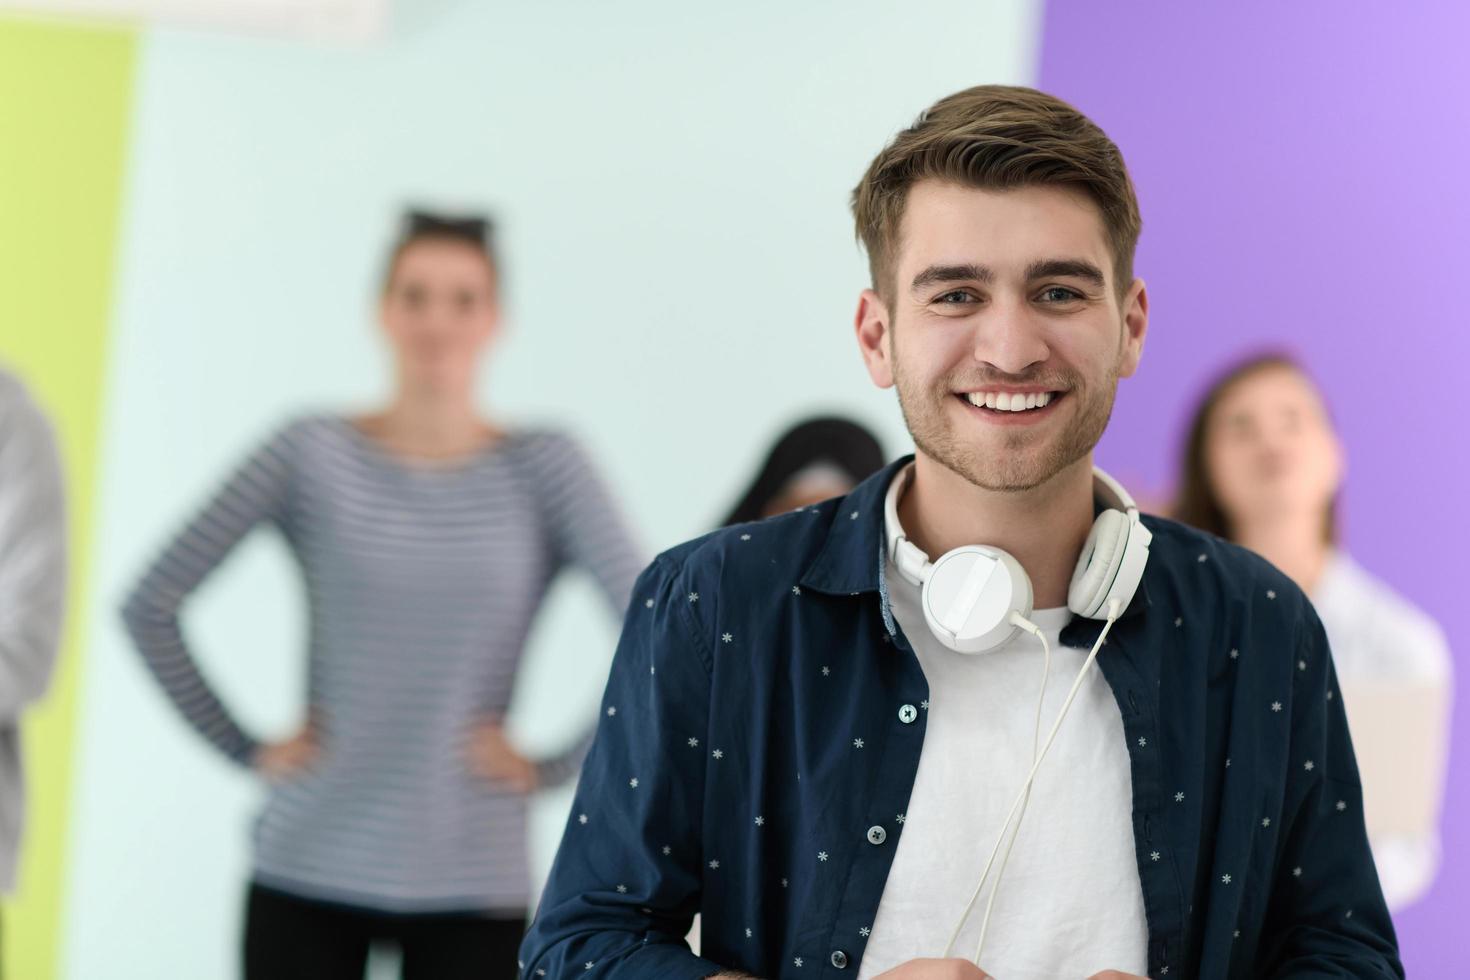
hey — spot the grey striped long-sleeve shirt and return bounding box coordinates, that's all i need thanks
[121,416,643,912]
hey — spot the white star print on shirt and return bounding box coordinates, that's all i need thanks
[688,592,698,603]
[722,633,733,643]
[755,816,765,826]
[1304,760,1315,772]
[578,814,588,825]
[1230,648,1239,659]
[818,851,829,862]
[740,534,751,541]
[853,738,865,749]
[792,585,802,596]
[1262,818,1271,827]
[860,927,871,937]
[606,706,617,717]
[1138,737,1147,748]
[1222,874,1232,884]
[1336,800,1347,811]
[1175,792,1186,802]
[629,778,639,788]
[1293,866,1303,877]
[709,860,720,870]
[1150,851,1161,861]
[688,737,699,747]
[1271,701,1283,712]
[712,749,724,760]
[616,884,627,893]
[662,845,672,855]
[822,666,830,676]
[644,598,654,608]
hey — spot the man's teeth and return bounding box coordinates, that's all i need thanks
[964,391,1055,412]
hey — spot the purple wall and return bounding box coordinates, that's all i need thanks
[1038,1,1469,973]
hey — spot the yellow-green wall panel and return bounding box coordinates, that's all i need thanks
[0,17,136,980]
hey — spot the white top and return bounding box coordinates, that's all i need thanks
[1313,550,1453,910]
[1315,551,1451,684]
[858,559,1148,980]
[0,368,67,893]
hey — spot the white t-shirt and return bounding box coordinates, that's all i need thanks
[1313,550,1453,910]
[858,558,1148,980]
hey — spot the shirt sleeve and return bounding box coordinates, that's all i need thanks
[1257,603,1405,978]
[119,424,296,766]
[0,384,67,722]
[519,554,730,980]
[527,430,647,789]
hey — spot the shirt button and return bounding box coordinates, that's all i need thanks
[898,704,918,724]
[831,950,849,969]
[866,825,887,845]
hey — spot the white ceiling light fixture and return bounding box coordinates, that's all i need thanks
[0,0,390,42]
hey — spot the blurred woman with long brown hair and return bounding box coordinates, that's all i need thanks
[1175,351,1452,911]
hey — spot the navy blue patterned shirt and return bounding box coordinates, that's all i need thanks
[520,458,1402,979]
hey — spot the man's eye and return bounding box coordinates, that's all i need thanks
[934,290,975,304]
[1038,286,1082,303]
[401,286,427,309]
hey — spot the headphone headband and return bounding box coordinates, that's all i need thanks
[884,463,1139,573]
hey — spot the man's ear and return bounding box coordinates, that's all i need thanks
[856,288,896,389]
[1117,278,1149,379]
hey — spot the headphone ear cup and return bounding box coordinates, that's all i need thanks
[1069,509,1129,618]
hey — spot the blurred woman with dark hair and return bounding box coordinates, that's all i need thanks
[721,416,886,527]
[1175,351,1452,911]
[122,211,642,978]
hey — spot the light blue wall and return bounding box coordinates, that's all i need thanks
[62,3,1045,975]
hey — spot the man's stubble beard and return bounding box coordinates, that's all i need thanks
[890,318,1122,493]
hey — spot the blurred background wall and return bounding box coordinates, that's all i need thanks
[0,1,1463,977]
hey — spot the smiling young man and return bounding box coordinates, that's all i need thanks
[518,86,1403,979]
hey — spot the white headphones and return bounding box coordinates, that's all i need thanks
[884,463,1152,653]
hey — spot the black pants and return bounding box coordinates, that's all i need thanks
[244,883,525,980]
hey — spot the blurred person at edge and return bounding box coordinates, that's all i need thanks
[121,212,643,980]
[0,368,67,974]
[1174,351,1453,910]
[721,416,886,526]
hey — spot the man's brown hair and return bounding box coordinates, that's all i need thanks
[852,85,1142,301]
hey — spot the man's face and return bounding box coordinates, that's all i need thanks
[856,180,1148,492]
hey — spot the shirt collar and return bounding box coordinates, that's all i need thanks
[798,454,1152,625]
[798,457,912,597]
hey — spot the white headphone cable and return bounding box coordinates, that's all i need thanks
[972,615,1051,963]
[941,597,1125,965]
[941,609,1049,960]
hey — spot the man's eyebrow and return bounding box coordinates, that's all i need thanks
[1025,258,1106,287]
[910,264,993,292]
